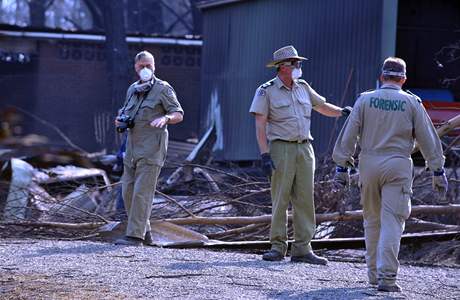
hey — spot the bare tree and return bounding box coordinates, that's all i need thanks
[82,0,104,31]
[29,0,54,28]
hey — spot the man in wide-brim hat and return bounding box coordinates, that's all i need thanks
[249,45,352,264]
[265,45,308,67]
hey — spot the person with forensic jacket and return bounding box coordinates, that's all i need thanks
[115,50,183,246]
[249,45,352,264]
[332,57,448,292]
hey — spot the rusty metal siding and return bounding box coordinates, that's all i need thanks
[200,0,397,161]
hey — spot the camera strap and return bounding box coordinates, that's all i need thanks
[120,80,154,119]
[130,91,149,121]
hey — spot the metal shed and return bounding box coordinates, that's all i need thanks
[198,0,398,161]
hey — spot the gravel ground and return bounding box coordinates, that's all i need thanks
[0,239,459,300]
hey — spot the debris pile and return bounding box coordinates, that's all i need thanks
[0,108,459,264]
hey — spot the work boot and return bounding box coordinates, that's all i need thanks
[369,278,378,286]
[291,252,328,265]
[262,249,284,261]
[369,273,378,286]
[144,231,154,246]
[114,236,143,246]
[378,283,402,292]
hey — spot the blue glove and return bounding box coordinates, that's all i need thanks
[261,153,276,178]
[341,106,352,117]
[433,168,448,199]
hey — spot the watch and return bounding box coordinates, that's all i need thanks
[164,115,172,123]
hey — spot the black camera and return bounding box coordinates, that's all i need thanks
[116,114,134,133]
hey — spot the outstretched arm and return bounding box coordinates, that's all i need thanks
[332,99,362,168]
[314,102,348,117]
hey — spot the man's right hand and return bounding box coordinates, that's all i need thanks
[261,153,276,178]
[114,117,121,127]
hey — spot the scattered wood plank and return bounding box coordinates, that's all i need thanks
[162,204,460,226]
[0,221,107,230]
[162,230,460,250]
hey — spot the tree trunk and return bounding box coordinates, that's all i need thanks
[29,0,48,28]
[102,0,130,151]
[82,0,104,31]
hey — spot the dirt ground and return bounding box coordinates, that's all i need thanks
[1,238,459,300]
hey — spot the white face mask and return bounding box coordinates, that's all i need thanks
[292,68,302,80]
[139,67,153,82]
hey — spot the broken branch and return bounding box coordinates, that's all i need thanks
[0,221,106,230]
[163,204,460,226]
[155,190,196,218]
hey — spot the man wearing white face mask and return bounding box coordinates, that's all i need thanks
[249,45,351,263]
[115,50,184,246]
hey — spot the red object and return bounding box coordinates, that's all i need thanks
[423,101,460,136]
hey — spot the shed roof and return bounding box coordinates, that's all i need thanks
[197,0,250,10]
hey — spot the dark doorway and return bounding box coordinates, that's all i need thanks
[396,0,460,101]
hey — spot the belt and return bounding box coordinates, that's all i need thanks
[274,139,309,144]
[360,149,411,157]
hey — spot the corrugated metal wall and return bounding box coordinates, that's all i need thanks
[200,0,398,161]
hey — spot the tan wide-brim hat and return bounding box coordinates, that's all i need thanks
[266,45,308,67]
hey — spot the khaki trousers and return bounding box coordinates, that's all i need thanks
[269,140,316,256]
[359,154,412,286]
[122,158,161,239]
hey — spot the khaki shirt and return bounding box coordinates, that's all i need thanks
[333,83,444,171]
[249,76,326,141]
[121,76,184,167]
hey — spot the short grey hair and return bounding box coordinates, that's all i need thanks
[134,50,154,63]
[382,57,406,81]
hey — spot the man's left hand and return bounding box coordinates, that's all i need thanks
[432,169,448,199]
[150,116,168,128]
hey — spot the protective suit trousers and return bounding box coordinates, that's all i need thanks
[122,158,161,239]
[269,140,316,257]
[359,154,412,286]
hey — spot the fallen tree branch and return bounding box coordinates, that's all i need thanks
[207,223,267,239]
[230,188,270,203]
[233,182,270,188]
[193,167,220,192]
[162,204,460,226]
[10,105,89,154]
[0,221,106,230]
[162,231,460,250]
[413,114,460,154]
[407,218,460,233]
[231,224,270,241]
[156,190,196,218]
[192,191,271,215]
[52,201,110,224]
[170,162,251,183]
[444,134,460,154]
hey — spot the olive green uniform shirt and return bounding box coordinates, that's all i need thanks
[121,76,184,167]
[249,76,326,141]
